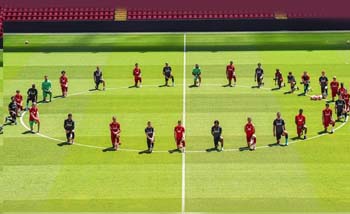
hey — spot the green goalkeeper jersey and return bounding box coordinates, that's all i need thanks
[42,80,52,91]
[192,67,201,76]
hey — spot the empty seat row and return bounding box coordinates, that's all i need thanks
[5,16,113,21]
[3,7,114,12]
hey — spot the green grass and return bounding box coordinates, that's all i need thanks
[2,32,350,213]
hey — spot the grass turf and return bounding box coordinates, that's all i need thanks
[2,32,350,213]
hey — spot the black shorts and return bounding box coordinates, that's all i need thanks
[337,110,344,117]
[213,136,222,145]
[276,130,283,140]
[95,79,104,84]
[27,97,36,103]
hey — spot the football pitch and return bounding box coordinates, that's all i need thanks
[2,31,350,213]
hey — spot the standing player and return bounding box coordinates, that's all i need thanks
[26,84,38,110]
[14,90,23,116]
[145,121,155,153]
[338,83,347,99]
[301,71,311,95]
[60,70,68,97]
[273,112,289,146]
[226,61,236,87]
[174,120,186,153]
[93,66,106,90]
[287,72,298,93]
[109,116,121,150]
[29,102,40,133]
[274,69,284,89]
[295,109,307,139]
[64,113,75,144]
[192,64,201,87]
[254,63,264,88]
[244,117,256,150]
[319,71,328,99]
[211,120,224,151]
[335,97,347,122]
[322,103,335,133]
[163,63,175,87]
[41,75,52,102]
[133,63,142,88]
[6,97,17,125]
[330,76,339,102]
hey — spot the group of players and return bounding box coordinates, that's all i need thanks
[3,61,350,152]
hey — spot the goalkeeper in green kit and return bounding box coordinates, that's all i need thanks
[41,75,52,102]
[192,64,202,87]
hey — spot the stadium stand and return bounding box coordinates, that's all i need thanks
[126,9,275,20]
[3,7,115,21]
[0,7,3,38]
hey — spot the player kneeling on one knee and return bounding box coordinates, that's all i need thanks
[109,116,121,150]
[174,120,186,153]
[335,96,347,122]
[145,121,155,153]
[322,103,335,133]
[295,109,307,139]
[244,117,256,150]
[273,112,289,146]
[211,120,224,151]
[6,96,18,125]
[64,113,75,144]
[29,102,40,133]
[94,66,106,90]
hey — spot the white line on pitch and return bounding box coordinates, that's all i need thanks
[181,32,187,214]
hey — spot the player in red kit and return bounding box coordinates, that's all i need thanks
[173,120,185,153]
[343,91,350,113]
[322,103,335,133]
[109,116,121,150]
[301,71,311,95]
[295,109,307,139]
[133,63,142,88]
[226,61,236,87]
[244,117,256,150]
[60,70,68,97]
[274,69,284,89]
[29,102,40,133]
[14,90,23,116]
[330,76,339,102]
[338,83,347,99]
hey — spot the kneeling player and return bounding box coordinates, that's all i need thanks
[6,97,17,125]
[93,66,106,90]
[211,120,224,151]
[287,72,298,93]
[163,63,175,86]
[109,116,121,150]
[274,69,284,89]
[133,63,142,88]
[322,103,335,133]
[255,63,264,88]
[26,84,38,110]
[145,121,155,153]
[295,109,307,139]
[244,117,256,150]
[60,70,68,97]
[335,97,347,122]
[192,64,201,87]
[301,71,311,94]
[14,90,23,116]
[343,91,350,113]
[174,120,186,153]
[273,112,289,146]
[29,102,40,133]
[64,113,75,144]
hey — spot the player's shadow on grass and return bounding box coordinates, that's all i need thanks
[239,146,250,152]
[138,149,151,154]
[268,143,281,147]
[188,85,198,88]
[290,136,301,141]
[128,85,139,88]
[271,87,281,91]
[206,147,220,152]
[53,95,64,99]
[318,130,328,134]
[326,100,334,103]
[222,84,233,88]
[251,86,260,89]
[297,92,306,96]
[102,147,116,152]
[284,91,293,95]
[168,148,181,153]
[158,84,170,87]
[22,130,35,134]
[57,142,72,147]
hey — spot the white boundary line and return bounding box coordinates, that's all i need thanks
[18,83,348,153]
[181,33,187,214]
[6,30,350,36]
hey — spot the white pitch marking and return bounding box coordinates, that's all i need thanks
[181,32,187,214]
